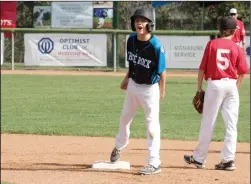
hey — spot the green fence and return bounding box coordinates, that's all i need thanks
[0,28,239,71]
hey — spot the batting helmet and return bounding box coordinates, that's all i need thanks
[219,16,237,30]
[130,9,155,32]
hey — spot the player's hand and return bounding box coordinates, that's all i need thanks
[160,89,165,99]
[197,87,203,93]
[120,78,128,91]
[243,48,246,55]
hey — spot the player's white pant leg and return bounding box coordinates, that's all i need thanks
[220,80,239,162]
[137,82,161,168]
[115,79,139,150]
[100,18,105,25]
[97,18,105,28]
[194,80,225,163]
[38,20,43,27]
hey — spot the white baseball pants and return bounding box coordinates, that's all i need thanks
[97,18,105,28]
[194,78,239,163]
[115,78,161,168]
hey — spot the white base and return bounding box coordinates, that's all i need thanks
[92,161,130,170]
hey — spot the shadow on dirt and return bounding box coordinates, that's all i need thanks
[1,162,217,174]
[131,148,250,154]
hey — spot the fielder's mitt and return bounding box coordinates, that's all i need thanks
[193,90,205,114]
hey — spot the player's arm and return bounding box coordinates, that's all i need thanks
[241,22,246,50]
[197,42,210,92]
[157,45,166,99]
[197,70,205,92]
[236,47,249,88]
[236,74,245,88]
[120,37,133,90]
[120,70,129,91]
[159,70,166,99]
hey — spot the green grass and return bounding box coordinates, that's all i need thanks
[1,75,250,142]
[1,182,15,184]
[93,17,112,23]
[1,63,197,72]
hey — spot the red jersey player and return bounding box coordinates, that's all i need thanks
[184,16,249,171]
[229,8,246,50]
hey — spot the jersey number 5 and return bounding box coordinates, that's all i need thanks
[216,49,230,70]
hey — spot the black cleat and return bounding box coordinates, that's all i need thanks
[110,147,121,163]
[215,160,236,171]
[138,164,161,175]
[184,155,205,168]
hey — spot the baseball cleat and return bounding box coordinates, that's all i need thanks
[215,160,236,171]
[110,147,121,163]
[184,155,205,169]
[138,164,161,175]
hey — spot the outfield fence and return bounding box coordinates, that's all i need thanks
[1,28,250,72]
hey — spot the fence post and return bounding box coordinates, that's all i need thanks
[113,32,117,72]
[11,32,14,71]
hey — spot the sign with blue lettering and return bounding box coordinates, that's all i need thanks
[38,38,54,54]
[24,33,107,66]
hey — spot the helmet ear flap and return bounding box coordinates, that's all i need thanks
[131,19,155,32]
[131,19,136,31]
[147,22,155,32]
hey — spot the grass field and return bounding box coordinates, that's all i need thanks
[1,74,250,142]
[93,17,112,23]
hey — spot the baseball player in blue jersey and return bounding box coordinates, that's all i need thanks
[110,8,166,175]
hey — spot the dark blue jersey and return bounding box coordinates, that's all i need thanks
[100,10,108,19]
[127,33,166,85]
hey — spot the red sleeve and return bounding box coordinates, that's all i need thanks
[240,21,245,42]
[236,46,249,75]
[199,41,211,71]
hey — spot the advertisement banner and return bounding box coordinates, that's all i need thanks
[0,1,17,38]
[51,2,93,28]
[1,33,4,65]
[125,35,209,69]
[24,33,107,66]
[163,35,210,69]
[33,6,51,28]
[93,2,113,29]
[245,36,250,68]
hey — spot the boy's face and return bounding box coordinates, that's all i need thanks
[230,13,238,20]
[134,16,149,35]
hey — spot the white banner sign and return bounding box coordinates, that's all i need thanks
[1,33,4,65]
[163,36,210,69]
[245,36,250,68]
[24,33,107,66]
[126,35,251,69]
[125,35,209,69]
[51,2,93,28]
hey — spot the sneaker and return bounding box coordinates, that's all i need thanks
[184,155,205,169]
[110,147,121,163]
[138,164,161,175]
[215,160,236,171]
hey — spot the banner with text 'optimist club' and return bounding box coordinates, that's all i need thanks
[24,34,107,66]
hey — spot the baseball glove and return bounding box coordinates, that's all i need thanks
[193,90,205,114]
